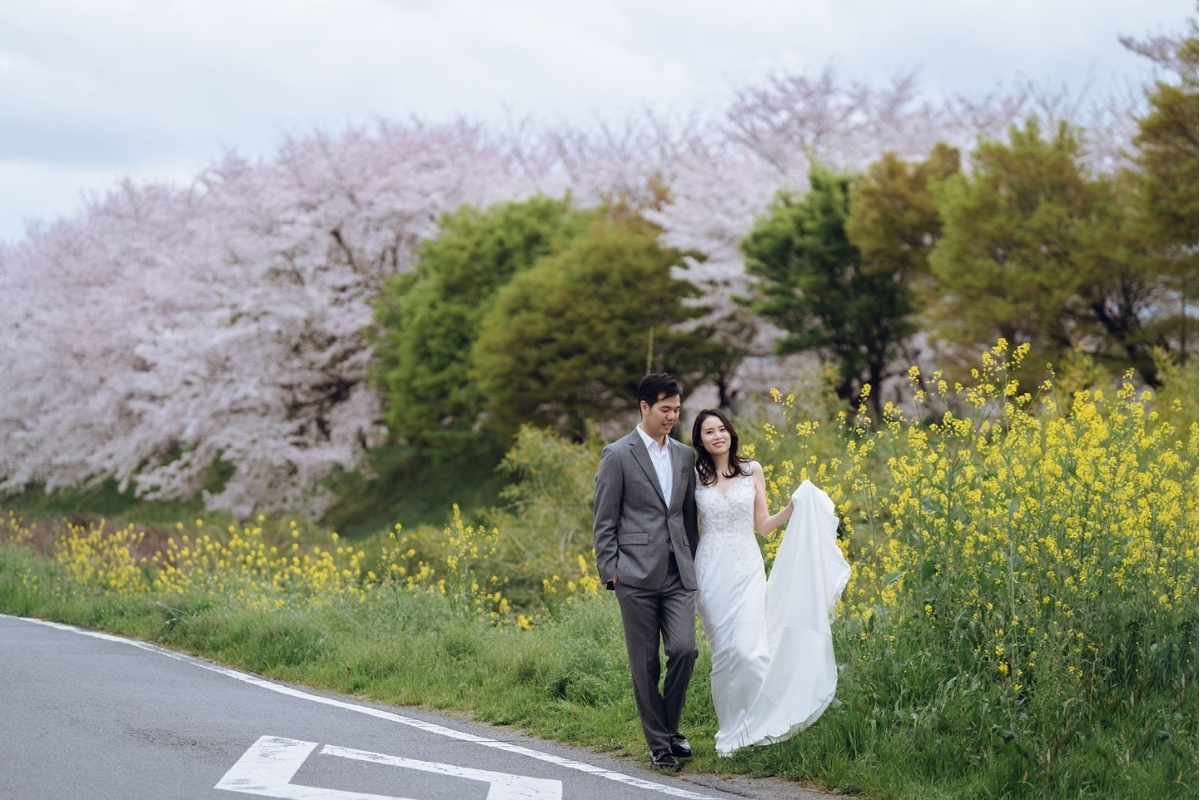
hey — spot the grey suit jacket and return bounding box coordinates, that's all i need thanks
[593,430,700,592]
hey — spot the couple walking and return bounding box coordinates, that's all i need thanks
[593,373,850,767]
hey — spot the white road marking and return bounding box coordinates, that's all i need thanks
[9,616,719,800]
[215,735,562,800]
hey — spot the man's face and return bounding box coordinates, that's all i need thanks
[640,393,681,439]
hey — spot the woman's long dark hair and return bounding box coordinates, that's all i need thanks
[691,408,752,487]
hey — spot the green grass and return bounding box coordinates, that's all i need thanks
[317,442,510,536]
[1,544,1193,800]
[3,479,209,525]
[4,440,509,540]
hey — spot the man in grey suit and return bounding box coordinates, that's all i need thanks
[593,373,700,769]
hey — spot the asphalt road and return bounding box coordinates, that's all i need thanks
[0,614,829,800]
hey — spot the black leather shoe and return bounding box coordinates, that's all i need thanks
[669,734,693,758]
[650,748,680,770]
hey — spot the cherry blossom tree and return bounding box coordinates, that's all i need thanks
[0,64,1147,515]
[1,121,521,516]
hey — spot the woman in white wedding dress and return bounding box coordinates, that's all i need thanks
[691,409,851,755]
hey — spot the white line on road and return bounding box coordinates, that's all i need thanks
[9,615,719,800]
[215,735,563,800]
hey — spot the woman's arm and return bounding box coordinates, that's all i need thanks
[751,461,793,537]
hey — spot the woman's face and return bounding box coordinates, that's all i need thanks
[699,416,731,457]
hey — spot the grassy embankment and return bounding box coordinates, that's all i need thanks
[2,343,1196,800]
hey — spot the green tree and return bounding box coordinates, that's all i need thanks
[846,143,961,297]
[1074,171,1186,385]
[1127,28,1199,255]
[741,167,917,416]
[372,196,590,450]
[928,119,1186,386]
[928,120,1089,377]
[1123,27,1199,360]
[471,213,711,438]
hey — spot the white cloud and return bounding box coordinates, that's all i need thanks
[0,0,1187,239]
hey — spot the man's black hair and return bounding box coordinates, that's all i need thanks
[637,373,682,409]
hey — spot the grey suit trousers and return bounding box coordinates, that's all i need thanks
[614,553,697,752]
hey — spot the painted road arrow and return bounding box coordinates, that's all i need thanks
[11,615,819,800]
[215,735,562,800]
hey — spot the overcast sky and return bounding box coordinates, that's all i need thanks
[0,0,1190,242]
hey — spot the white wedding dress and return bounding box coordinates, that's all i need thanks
[694,476,851,755]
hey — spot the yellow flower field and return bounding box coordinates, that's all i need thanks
[2,341,1195,797]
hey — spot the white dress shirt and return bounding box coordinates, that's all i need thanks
[635,424,673,505]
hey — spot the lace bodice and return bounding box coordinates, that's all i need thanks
[695,473,761,588]
[696,472,757,541]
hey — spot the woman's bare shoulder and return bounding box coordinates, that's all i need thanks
[748,460,763,475]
